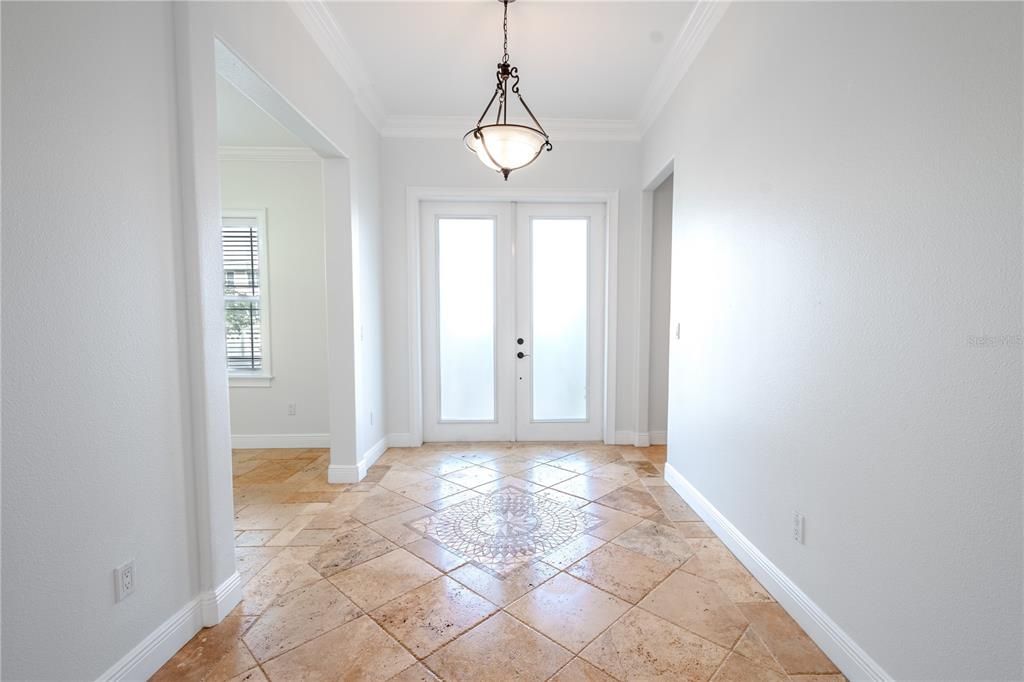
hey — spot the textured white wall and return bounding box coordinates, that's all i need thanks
[1,3,198,679]
[379,138,643,442]
[648,175,673,437]
[219,158,330,438]
[643,3,1023,679]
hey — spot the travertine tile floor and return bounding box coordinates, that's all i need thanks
[154,443,844,681]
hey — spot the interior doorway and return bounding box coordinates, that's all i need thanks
[420,201,607,442]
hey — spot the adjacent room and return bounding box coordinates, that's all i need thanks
[3,1,1021,681]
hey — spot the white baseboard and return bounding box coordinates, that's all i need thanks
[231,433,330,449]
[200,571,242,626]
[663,462,891,681]
[99,572,244,680]
[97,599,203,681]
[649,430,667,445]
[327,435,389,484]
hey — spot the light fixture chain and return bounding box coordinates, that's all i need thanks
[502,0,509,63]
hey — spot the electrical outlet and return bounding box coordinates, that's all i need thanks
[675,322,681,339]
[114,560,135,602]
[792,511,805,545]
[369,411,374,426]
[287,403,296,416]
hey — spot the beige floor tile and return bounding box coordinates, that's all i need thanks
[370,576,497,658]
[308,525,397,578]
[404,537,468,571]
[350,490,422,524]
[517,463,579,487]
[264,514,315,546]
[378,467,436,492]
[786,676,848,682]
[448,560,558,607]
[595,482,663,517]
[329,548,441,611]
[479,456,535,475]
[239,547,322,615]
[647,486,702,521]
[234,503,308,530]
[581,503,644,541]
[639,570,748,647]
[425,488,482,511]
[542,534,605,570]
[261,615,415,681]
[505,572,630,653]
[547,451,618,474]
[611,519,695,567]
[442,465,504,488]
[223,667,266,682]
[580,607,729,681]
[235,546,283,586]
[243,580,361,662]
[151,616,257,682]
[282,490,342,505]
[424,612,573,681]
[534,488,590,509]
[566,543,674,603]
[392,477,468,505]
[676,521,717,538]
[733,626,787,673]
[738,602,839,675]
[624,460,661,477]
[367,505,434,545]
[684,538,773,602]
[235,530,277,547]
[586,462,640,487]
[549,657,618,682]
[287,528,338,546]
[473,475,546,494]
[387,662,441,681]
[553,475,624,501]
[415,457,477,477]
[711,652,788,681]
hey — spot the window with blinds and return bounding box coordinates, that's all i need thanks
[222,210,270,378]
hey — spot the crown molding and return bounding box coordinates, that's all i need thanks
[218,146,321,162]
[636,0,731,135]
[290,0,727,142]
[380,115,643,142]
[289,0,386,131]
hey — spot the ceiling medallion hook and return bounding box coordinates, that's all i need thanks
[463,0,551,181]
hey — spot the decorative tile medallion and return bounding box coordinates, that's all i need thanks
[408,486,604,577]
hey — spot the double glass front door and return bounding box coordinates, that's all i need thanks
[421,201,606,442]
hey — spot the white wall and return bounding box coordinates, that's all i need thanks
[2,3,198,678]
[2,1,387,677]
[219,158,330,441]
[380,137,643,443]
[648,174,673,439]
[643,3,1022,679]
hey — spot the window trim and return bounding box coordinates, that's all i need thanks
[223,208,273,388]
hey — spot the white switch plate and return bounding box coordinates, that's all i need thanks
[114,560,135,602]
[792,512,805,545]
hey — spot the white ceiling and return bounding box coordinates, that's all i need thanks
[327,1,697,123]
[216,76,306,147]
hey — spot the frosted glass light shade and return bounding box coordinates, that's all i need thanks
[464,124,548,174]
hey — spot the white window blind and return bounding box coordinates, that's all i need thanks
[222,210,270,380]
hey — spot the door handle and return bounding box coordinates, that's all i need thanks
[517,351,530,359]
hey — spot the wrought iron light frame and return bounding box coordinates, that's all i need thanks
[463,0,552,180]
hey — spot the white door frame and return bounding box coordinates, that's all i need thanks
[406,187,620,446]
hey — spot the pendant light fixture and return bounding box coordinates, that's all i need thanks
[464,0,551,180]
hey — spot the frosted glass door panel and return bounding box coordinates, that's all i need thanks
[437,218,496,421]
[531,219,588,421]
